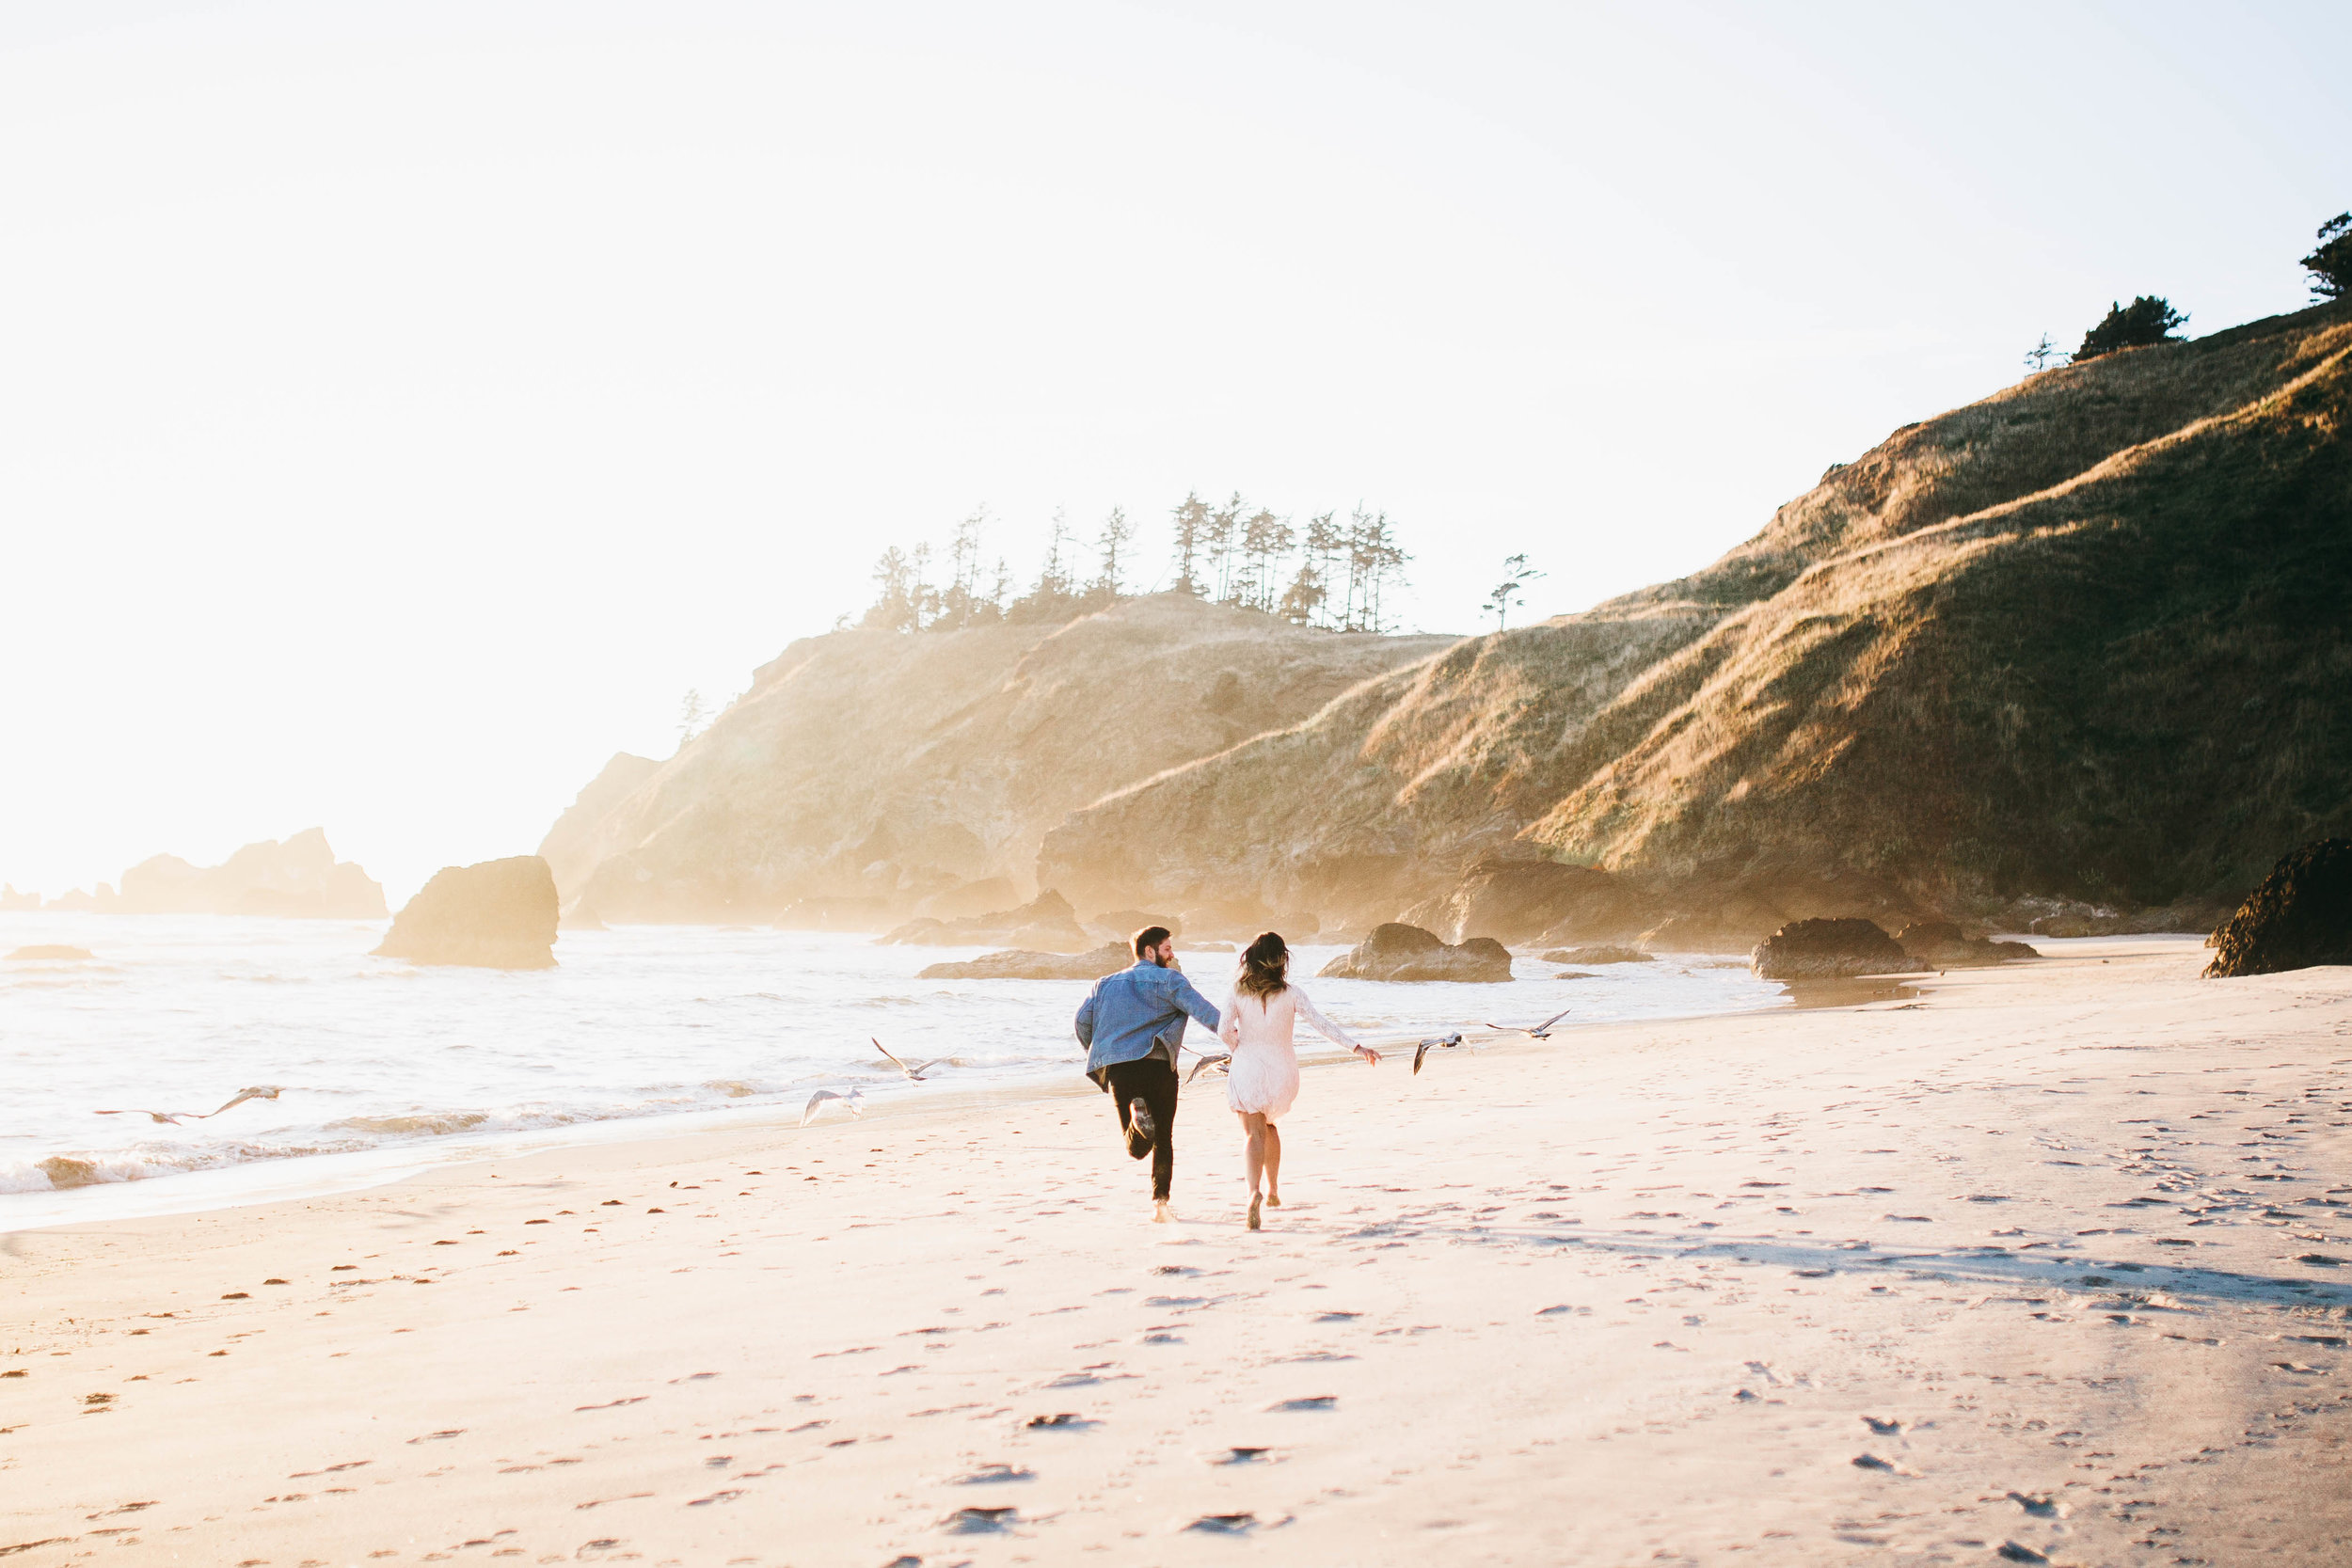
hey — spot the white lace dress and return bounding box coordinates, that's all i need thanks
[1217,984,1362,1121]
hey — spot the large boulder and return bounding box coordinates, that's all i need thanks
[1897,921,2038,968]
[1318,923,1513,983]
[918,942,1132,981]
[373,857,559,969]
[1750,918,1922,981]
[2205,839,2352,978]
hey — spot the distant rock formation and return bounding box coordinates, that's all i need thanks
[1540,944,1654,964]
[536,593,1453,925]
[0,885,39,911]
[373,856,559,969]
[1751,919,1922,981]
[1897,921,2038,968]
[2204,839,2352,978]
[1319,923,1513,983]
[918,942,1132,980]
[111,829,386,918]
[7,944,93,961]
[882,890,1092,953]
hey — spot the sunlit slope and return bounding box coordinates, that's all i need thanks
[540,594,1449,922]
[1042,301,2352,921]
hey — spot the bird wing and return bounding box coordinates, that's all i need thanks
[96,1108,185,1123]
[871,1037,921,1079]
[1185,1053,1232,1084]
[1481,1022,1524,1034]
[801,1090,841,1127]
[1412,1041,1432,1076]
[1536,1008,1572,1032]
[909,1058,956,1076]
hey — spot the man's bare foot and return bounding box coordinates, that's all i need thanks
[1152,1200,1172,1225]
[1265,1191,1282,1208]
[1247,1193,1263,1230]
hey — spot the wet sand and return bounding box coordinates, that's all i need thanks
[5,936,2350,1563]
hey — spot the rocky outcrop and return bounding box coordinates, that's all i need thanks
[1897,921,2037,968]
[882,890,1092,952]
[1539,944,1654,965]
[538,594,1451,924]
[113,829,385,919]
[1750,919,1922,981]
[2204,839,2352,978]
[0,885,39,911]
[7,944,93,960]
[917,942,1132,981]
[1402,859,1640,946]
[373,857,559,969]
[1319,923,1513,983]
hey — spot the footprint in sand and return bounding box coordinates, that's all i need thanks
[1213,1448,1273,1465]
[954,1464,1035,1484]
[1185,1513,1261,1534]
[1995,1542,2051,1563]
[1267,1396,1335,1413]
[1025,1414,1098,1432]
[2006,1491,2063,1517]
[942,1506,1019,1534]
[1313,1310,1362,1323]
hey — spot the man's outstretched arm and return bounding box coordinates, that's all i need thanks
[1167,971,1225,1034]
[1073,988,1097,1048]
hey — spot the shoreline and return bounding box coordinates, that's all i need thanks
[8,935,2347,1562]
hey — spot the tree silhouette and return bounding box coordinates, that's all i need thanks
[2023,332,2062,372]
[677,689,709,748]
[2074,296,2186,361]
[2304,213,2352,301]
[1168,491,1210,594]
[1482,553,1543,630]
[1091,506,1136,598]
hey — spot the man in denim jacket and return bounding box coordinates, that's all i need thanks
[1075,925,1223,1224]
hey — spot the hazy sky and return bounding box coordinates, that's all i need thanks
[4,0,2346,902]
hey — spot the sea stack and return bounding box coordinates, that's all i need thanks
[1318,923,1514,983]
[2204,838,2352,978]
[373,856,560,970]
[1750,918,1920,981]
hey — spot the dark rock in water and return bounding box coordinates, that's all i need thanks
[919,942,1131,981]
[1540,944,1654,965]
[1896,921,2038,968]
[1751,918,1922,981]
[2205,839,2352,978]
[7,944,93,961]
[373,856,559,969]
[1318,923,1513,983]
[882,889,1091,952]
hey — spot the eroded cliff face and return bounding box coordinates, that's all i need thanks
[538,594,1451,923]
[1041,301,2352,940]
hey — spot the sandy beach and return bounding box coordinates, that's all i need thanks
[7,937,2351,1565]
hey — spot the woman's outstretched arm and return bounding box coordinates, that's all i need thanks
[1219,993,1242,1049]
[1295,987,1378,1063]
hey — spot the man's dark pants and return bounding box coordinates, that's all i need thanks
[1102,1055,1179,1201]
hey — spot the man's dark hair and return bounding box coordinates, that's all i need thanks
[1131,925,1172,959]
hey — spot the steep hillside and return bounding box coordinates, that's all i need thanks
[1041,301,2352,939]
[541,594,1449,922]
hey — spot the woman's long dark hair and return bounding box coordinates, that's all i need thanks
[1236,930,1290,999]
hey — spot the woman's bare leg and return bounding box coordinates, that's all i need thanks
[1241,1113,1266,1228]
[1263,1122,1283,1207]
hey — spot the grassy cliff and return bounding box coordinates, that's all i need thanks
[1041,301,2352,935]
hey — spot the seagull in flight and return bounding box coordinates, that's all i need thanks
[1185,1051,1232,1085]
[872,1038,956,1081]
[1411,1033,1464,1076]
[802,1087,866,1127]
[1483,1008,1572,1039]
[95,1085,285,1124]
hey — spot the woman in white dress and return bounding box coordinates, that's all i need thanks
[1218,931,1380,1230]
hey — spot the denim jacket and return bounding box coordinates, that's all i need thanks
[1074,960,1225,1077]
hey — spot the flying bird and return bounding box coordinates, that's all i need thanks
[1484,1008,1572,1039]
[95,1085,286,1125]
[1185,1052,1232,1085]
[871,1038,957,1081]
[1411,1033,1464,1076]
[802,1087,866,1127]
